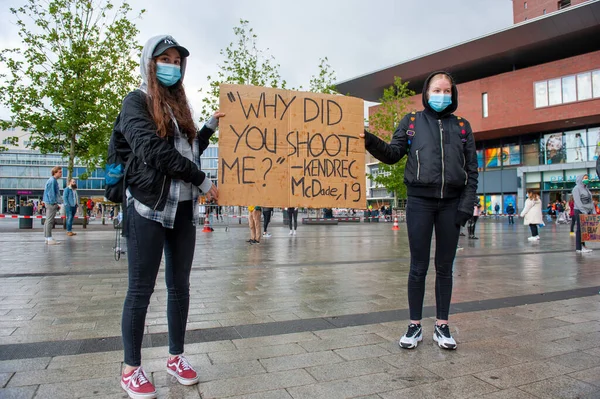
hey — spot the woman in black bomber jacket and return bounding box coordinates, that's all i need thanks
[362,71,478,351]
[117,35,224,399]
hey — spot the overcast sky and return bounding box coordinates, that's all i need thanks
[0,0,514,121]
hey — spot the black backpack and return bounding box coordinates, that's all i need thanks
[104,114,133,204]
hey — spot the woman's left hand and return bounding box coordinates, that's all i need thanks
[213,111,225,119]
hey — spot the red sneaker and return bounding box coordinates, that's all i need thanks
[166,355,199,385]
[121,367,157,399]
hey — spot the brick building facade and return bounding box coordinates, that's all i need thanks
[339,0,600,213]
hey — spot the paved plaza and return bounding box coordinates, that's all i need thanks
[0,215,599,398]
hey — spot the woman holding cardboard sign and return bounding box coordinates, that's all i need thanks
[572,174,596,253]
[113,35,225,399]
[361,71,478,350]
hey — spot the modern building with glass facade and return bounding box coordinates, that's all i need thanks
[339,0,600,212]
[0,126,219,214]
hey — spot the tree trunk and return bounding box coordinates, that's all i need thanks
[68,131,76,182]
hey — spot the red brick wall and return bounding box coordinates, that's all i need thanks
[513,0,591,23]
[369,50,600,140]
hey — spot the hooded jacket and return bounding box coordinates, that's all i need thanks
[572,175,596,215]
[364,71,478,217]
[520,197,543,225]
[111,35,214,211]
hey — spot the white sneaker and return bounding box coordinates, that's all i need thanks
[433,324,457,350]
[577,247,593,253]
[263,232,272,238]
[46,239,61,245]
[293,230,297,235]
[399,323,423,349]
[527,237,536,241]
[535,236,540,241]
[289,230,293,235]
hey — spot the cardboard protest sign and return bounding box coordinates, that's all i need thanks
[580,214,600,242]
[218,84,365,208]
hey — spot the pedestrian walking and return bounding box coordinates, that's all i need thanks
[42,166,63,245]
[467,200,481,239]
[568,197,575,235]
[62,179,77,237]
[494,203,500,219]
[572,174,595,253]
[506,202,516,225]
[362,71,478,350]
[262,207,273,238]
[520,191,543,241]
[114,35,224,399]
[287,207,299,235]
[247,206,261,244]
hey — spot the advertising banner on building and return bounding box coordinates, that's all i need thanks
[543,133,565,165]
[218,84,365,208]
[565,130,587,163]
[587,128,600,161]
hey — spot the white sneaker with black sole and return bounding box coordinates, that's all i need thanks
[399,323,423,349]
[433,324,457,350]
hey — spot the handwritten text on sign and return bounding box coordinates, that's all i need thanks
[218,84,365,208]
[580,215,600,242]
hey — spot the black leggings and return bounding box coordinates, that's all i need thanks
[570,214,576,233]
[406,196,460,321]
[263,210,272,232]
[529,224,539,237]
[468,216,478,236]
[288,208,298,230]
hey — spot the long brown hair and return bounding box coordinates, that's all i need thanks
[146,60,196,144]
[528,191,540,201]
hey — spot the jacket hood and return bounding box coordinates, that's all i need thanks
[576,174,586,186]
[422,71,459,118]
[139,35,188,92]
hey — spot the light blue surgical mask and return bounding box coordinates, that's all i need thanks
[428,93,452,112]
[156,63,181,87]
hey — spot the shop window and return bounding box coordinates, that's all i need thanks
[482,93,488,118]
[593,71,600,98]
[524,1,527,9]
[577,72,592,101]
[558,0,571,10]
[534,81,548,107]
[548,78,562,106]
[562,76,576,103]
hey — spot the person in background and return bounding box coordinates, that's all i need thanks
[62,179,77,237]
[572,174,595,253]
[262,207,273,238]
[288,207,298,235]
[506,202,516,225]
[520,191,543,241]
[568,197,575,236]
[494,203,500,219]
[467,200,481,240]
[42,166,63,245]
[247,206,261,244]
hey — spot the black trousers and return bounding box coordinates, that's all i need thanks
[263,210,272,232]
[406,196,460,321]
[122,201,195,366]
[529,224,539,237]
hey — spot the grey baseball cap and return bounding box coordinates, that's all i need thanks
[152,37,189,58]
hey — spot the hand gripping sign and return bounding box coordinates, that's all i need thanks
[218,84,365,209]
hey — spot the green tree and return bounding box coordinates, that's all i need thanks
[199,19,287,143]
[367,77,416,206]
[0,0,144,181]
[200,20,339,143]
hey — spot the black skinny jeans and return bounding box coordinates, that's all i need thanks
[122,201,196,367]
[468,216,479,236]
[575,209,586,250]
[570,213,576,233]
[263,210,272,232]
[406,196,461,321]
[529,224,539,237]
[288,208,298,230]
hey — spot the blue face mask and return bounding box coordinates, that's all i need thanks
[156,63,181,87]
[428,93,452,112]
